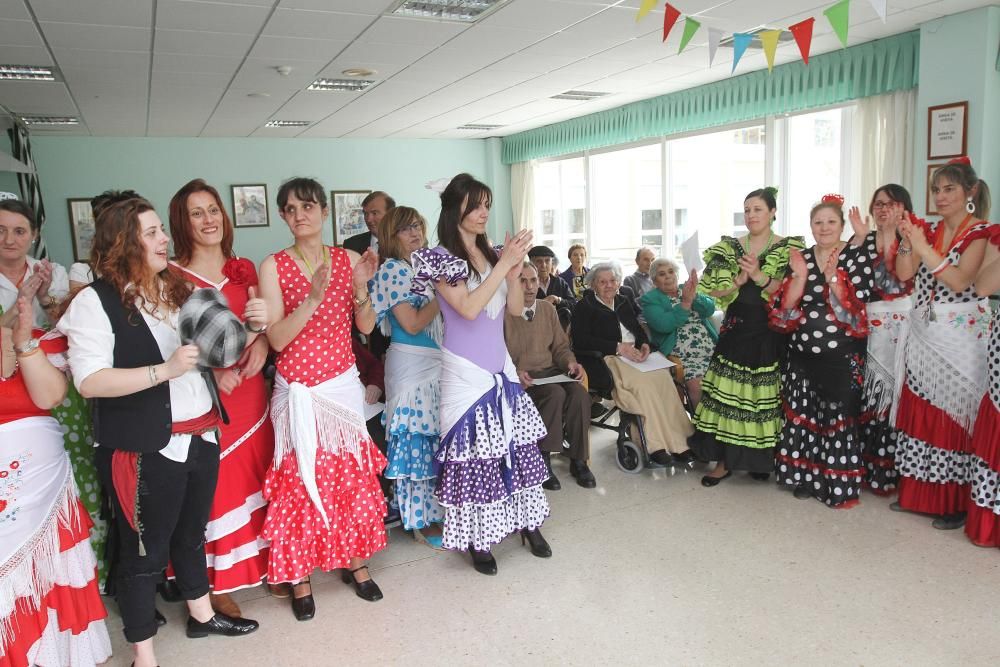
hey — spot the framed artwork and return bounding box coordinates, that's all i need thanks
[927,101,968,160]
[67,198,95,262]
[331,190,370,245]
[926,163,947,216]
[231,184,269,227]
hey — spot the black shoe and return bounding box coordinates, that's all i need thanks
[793,484,812,499]
[469,547,497,575]
[569,460,596,488]
[749,472,770,481]
[700,471,732,487]
[290,579,315,621]
[672,450,696,465]
[520,528,552,558]
[341,566,383,602]
[155,609,167,627]
[931,512,967,530]
[157,579,183,603]
[590,402,608,419]
[648,450,673,467]
[540,452,561,491]
[185,613,259,638]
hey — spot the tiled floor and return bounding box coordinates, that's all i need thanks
[104,428,1000,666]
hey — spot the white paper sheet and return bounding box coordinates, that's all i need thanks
[618,351,676,373]
[364,401,385,421]
[529,373,579,385]
[681,231,704,272]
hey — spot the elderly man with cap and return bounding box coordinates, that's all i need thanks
[505,262,596,489]
[528,245,575,329]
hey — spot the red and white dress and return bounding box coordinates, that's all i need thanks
[1,333,111,667]
[262,248,387,584]
[169,259,274,593]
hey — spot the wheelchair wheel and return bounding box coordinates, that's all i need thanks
[616,440,643,474]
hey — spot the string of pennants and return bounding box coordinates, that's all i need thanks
[636,0,887,73]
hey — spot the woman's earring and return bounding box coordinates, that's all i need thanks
[966,197,976,214]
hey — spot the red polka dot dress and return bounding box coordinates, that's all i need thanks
[262,248,387,584]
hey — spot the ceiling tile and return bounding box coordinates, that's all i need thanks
[154,28,255,57]
[0,1,30,20]
[279,0,392,13]
[357,16,468,46]
[61,67,148,92]
[0,45,53,65]
[200,115,264,137]
[0,19,44,47]
[263,8,375,41]
[231,57,328,92]
[52,48,149,72]
[480,0,607,32]
[211,88,287,120]
[273,89,357,121]
[157,0,272,34]
[438,25,550,55]
[317,59,406,80]
[41,22,150,51]
[29,0,153,28]
[0,80,78,114]
[332,39,437,66]
[153,52,242,74]
[248,35,350,62]
[151,68,232,88]
[490,50,580,74]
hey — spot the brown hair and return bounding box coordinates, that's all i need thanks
[436,173,497,281]
[567,243,587,262]
[363,190,396,210]
[377,206,427,264]
[91,197,192,318]
[809,200,846,227]
[168,179,234,265]
[932,162,991,220]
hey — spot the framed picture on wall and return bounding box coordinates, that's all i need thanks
[67,198,95,262]
[927,101,968,159]
[231,184,269,228]
[331,190,370,245]
[926,163,947,215]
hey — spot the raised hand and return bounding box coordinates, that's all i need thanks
[17,270,43,303]
[737,254,762,284]
[352,249,379,288]
[33,260,54,299]
[681,278,697,308]
[12,296,33,347]
[788,248,807,278]
[499,229,533,270]
[243,286,269,330]
[308,262,331,305]
[165,343,200,379]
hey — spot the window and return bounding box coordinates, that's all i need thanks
[533,157,586,260]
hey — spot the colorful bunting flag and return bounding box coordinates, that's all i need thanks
[731,33,753,73]
[867,0,887,23]
[759,29,782,72]
[636,0,658,22]
[789,17,815,64]
[678,17,701,53]
[707,27,723,67]
[662,3,681,43]
[824,0,851,48]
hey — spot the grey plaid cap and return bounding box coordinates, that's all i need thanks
[178,288,247,368]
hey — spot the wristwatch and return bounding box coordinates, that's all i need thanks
[40,293,57,307]
[244,320,267,334]
[14,338,39,356]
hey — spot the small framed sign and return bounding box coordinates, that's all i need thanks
[67,198,95,262]
[927,102,968,160]
[331,190,371,245]
[231,184,269,227]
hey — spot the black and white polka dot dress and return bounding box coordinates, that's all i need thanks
[771,234,877,507]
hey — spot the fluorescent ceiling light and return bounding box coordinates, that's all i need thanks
[550,90,609,101]
[390,0,511,23]
[21,116,78,125]
[307,78,374,92]
[457,124,503,130]
[264,120,310,127]
[0,65,56,81]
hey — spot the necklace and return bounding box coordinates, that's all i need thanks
[293,244,327,275]
[742,230,774,257]
[932,213,975,255]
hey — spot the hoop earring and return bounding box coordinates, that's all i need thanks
[966,198,976,215]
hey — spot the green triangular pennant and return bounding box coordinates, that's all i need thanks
[678,17,701,53]
[823,0,851,48]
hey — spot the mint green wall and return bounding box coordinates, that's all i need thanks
[31,136,514,266]
[913,6,1000,216]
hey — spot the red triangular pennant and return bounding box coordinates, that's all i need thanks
[662,3,681,42]
[789,17,815,65]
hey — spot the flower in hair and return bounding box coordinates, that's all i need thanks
[948,156,971,166]
[821,193,845,206]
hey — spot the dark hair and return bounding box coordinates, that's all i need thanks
[362,190,396,210]
[277,177,327,210]
[91,189,141,219]
[436,173,497,281]
[169,179,235,265]
[377,206,426,264]
[868,184,913,216]
[932,162,991,220]
[0,199,38,232]
[745,187,778,220]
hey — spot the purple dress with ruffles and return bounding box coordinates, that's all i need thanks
[412,246,550,551]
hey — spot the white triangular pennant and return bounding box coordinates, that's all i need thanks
[708,27,723,66]
[867,0,887,22]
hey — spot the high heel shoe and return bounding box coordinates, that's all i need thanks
[520,528,552,558]
[290,579,315,621]
[468,546,497,575]
[341,566,383,602]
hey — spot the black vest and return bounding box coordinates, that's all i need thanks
[90,279,173,452]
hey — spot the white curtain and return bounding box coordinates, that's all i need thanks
[509,159,536,232]
[850,89,917,211]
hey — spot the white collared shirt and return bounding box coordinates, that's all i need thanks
[57,286,216,462]
[522,304,536,321]
[0,257,69,327]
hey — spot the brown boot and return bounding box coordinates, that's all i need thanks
[209,592,242,618]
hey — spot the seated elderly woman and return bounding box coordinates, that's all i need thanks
[640,258,717,408]
[571,262,694,466]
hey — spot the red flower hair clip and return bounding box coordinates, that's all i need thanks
[948,156,971,166]
[821,193,845,206]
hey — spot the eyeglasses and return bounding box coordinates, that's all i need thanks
[397,222,422,233]
[871,201,896,210]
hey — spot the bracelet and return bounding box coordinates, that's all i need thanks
[897,244,913,256]
[353,293,371,308]
[245,321,267,334]
[148,364,158,386]
[15,346,40,359]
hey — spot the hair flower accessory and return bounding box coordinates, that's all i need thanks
[948,156,972,166]
[222,257,258,287]
[821,193,845,206]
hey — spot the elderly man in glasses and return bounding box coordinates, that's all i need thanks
[504,262,596,490]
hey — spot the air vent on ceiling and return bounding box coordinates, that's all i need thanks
[20,116,78,125]
[390,0,512,23]
[551,90,610,101]
[264,120,311,128]
[0,65,56,81]
[457,124,503,131]
[719,27,795,49]
[308,78,375,92]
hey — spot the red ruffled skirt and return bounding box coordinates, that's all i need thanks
[966,394,1000,547]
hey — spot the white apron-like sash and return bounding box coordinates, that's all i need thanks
[384,343,441,402]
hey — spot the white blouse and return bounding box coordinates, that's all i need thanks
[57,286,216,462]
[0,257,69,328]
